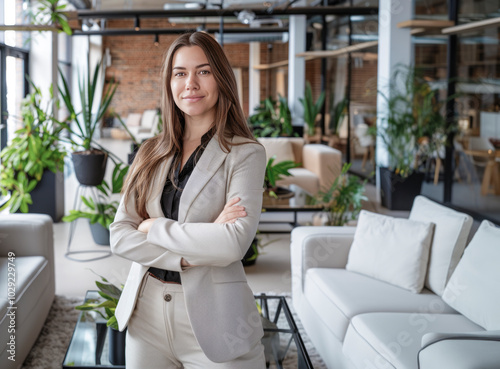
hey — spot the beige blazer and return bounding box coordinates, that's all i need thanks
[110,134,266,363]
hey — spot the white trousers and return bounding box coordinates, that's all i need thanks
[126,274,266,368]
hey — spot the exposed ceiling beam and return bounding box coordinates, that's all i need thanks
[72,6,378,19]
[72,26,288,36]
[442,16,500,35]
[397,20,455,29]
[0,25,58,31]
[296,40,379,60]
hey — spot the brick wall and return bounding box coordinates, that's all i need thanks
[102,21,378,121]
[103,19,251,119]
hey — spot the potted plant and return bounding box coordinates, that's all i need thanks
[241,233,279,266]
[312,163,368,226]
[377,65,448,210]
[326,97,348,147]
[62,163,129,245]
[263,156,300,199]
[58,59,118,186]
[249,95,294,137]
[75,270,125,365]
[300,81,325,142]
[0,85,67,221]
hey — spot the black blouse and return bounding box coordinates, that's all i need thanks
[148,130,214,284]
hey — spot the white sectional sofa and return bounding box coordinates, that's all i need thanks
[291,196,500,369]
[0,214,55,369]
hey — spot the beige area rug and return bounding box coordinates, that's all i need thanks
[21,295,327,369]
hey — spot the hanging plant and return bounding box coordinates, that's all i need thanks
[30,0,73,35]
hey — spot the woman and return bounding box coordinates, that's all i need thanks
[110,32,266,368]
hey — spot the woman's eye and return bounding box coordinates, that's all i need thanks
[174,72,185,77]
[199,70,210,75]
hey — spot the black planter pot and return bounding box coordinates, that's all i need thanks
[242,238,259,266]
[72,151,108,186]
[89,222,110,246]
[17,170,64,222]
[108,326,126,365]
[379,167,425,211]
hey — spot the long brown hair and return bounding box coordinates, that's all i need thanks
[122,32,255,219]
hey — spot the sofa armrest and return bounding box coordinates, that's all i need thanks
[418,331,500,369]
[290,226,355,311]
[302,144,342,191]
[0,214,54,262]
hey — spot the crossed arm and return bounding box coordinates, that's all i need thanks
[110,144,266,270]
[137,197,247,268]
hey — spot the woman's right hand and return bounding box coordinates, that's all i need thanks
[214,197,247,224]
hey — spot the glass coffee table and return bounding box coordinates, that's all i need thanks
[261,184,323,233]
[63,291,313,368]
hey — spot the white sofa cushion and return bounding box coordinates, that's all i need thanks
[442,220,500,330]
[303,268,456,341]
[257,137,296,163]
[409,196,473,296]
[343,312,484,369]
[346,210,434,293]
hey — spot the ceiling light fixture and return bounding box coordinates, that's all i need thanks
[237,10,256,25]
[154,33,159,47]
[134,16,140,31]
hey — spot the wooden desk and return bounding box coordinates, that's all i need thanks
[464,148,500,196]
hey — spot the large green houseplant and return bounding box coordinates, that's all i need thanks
[377,65,448,210]
[0,85,67,220]
[249,95,294,137]
[59,59,118,186]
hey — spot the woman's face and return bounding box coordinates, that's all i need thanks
[170,45,219,125]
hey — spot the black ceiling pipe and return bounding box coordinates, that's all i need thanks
[72,27,289,36]
[74,6,378,19]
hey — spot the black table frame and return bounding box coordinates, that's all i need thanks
[63,291,313,368]
[255,294,314,369]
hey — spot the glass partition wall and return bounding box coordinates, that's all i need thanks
[450,24,500,222]
[0,0,29,150]
[309,0,499,222]
[414,0,500,222]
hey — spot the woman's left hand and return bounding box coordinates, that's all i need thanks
[138,218,157,233]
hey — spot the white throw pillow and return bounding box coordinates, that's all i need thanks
[409,196,473,296]
[346,210,434,293]
[257,138,295,164]
[442,220,500,330]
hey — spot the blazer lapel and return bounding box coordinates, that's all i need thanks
[178,134,228,223]
[146,155,173,218]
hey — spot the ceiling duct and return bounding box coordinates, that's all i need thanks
[68,0,91,9]
[163,3,205,10]
[214,32,288,44]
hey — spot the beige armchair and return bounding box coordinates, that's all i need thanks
[258,137,342,195]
